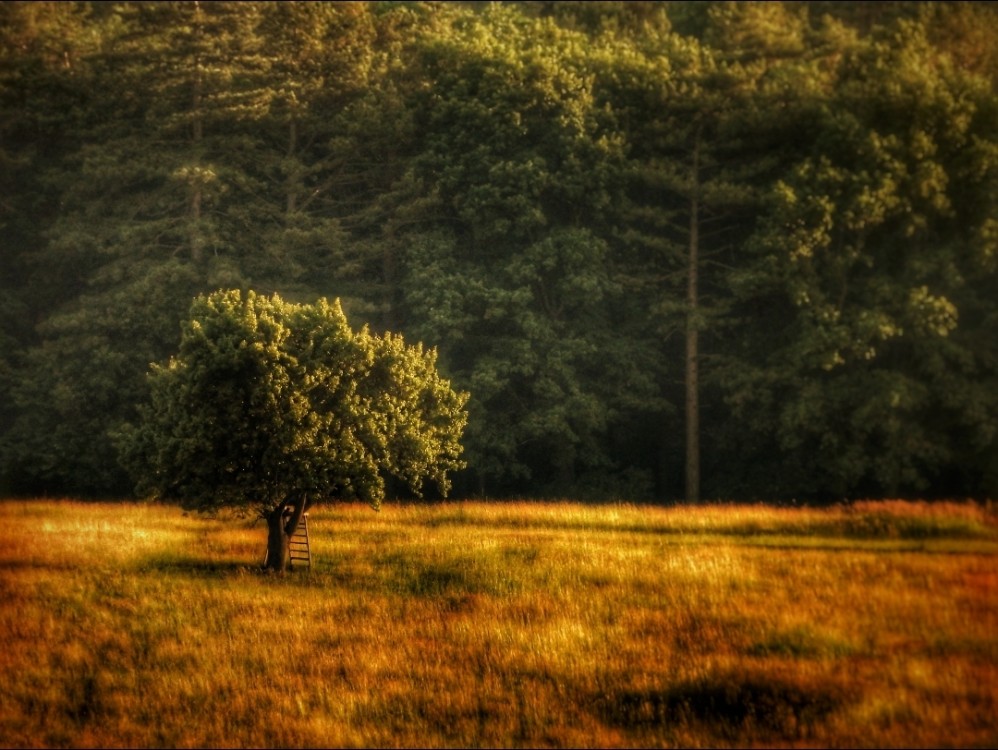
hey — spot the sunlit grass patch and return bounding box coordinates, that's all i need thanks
[0,498,996,748]
[748,624,860,659]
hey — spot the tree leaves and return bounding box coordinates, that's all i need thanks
[118,290,468,515]
[2,2,996,501]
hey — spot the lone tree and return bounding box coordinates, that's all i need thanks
[118,289,469,571]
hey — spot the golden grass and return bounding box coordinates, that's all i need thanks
[0,499,996,748]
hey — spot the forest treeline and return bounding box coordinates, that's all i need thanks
[1,1,996,502]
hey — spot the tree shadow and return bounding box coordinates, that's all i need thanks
[596,674,849,742]
[134,554,260,576]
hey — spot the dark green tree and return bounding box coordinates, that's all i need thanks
[393,5,660,497]
[598,3,807,501]
[118,289,468,571]
[7,2,280,494]
[4,0,995,504]
[251,1,385,303]
[721,13,998,498]
[0,0,113,493]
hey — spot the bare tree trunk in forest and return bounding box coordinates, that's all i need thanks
[190,184,203,262]
[685,132,701,504]
[189,0,205,264]
[382,240,398,330]
[286,119,298,214]
[189,81,204,264]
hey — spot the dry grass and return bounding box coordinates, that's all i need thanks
[0,499,996,748]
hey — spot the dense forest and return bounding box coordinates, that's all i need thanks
[1,1,996,502]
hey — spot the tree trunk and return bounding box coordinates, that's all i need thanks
[685,131,701,504]
[265,508,289,572]
[286,119,298,214]
[189,0,205,264]
[264,494,311,572]
[265,506,290,572]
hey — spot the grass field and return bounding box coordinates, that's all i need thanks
[1,499,996,748]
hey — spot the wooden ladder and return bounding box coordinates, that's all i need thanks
[288,513,311,570]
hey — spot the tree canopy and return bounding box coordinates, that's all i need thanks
[118,289,468,516]
[2,1,996,502]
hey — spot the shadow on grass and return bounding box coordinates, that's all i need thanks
[134,553,259,576]
[375,550,521,598]
[596,674,848,742]
[0,559,91,572]
[135,552,369,585]
[0,553,269,580]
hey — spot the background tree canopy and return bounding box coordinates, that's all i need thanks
[2,1,996,502]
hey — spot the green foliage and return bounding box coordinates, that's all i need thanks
[117,289,468,514]
[2,1,997,501]
[387,7,664,495]
[718,10,998,498]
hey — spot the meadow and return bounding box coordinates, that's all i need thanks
[0,499,996,748]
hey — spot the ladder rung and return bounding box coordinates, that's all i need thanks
[287,514,310,568]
